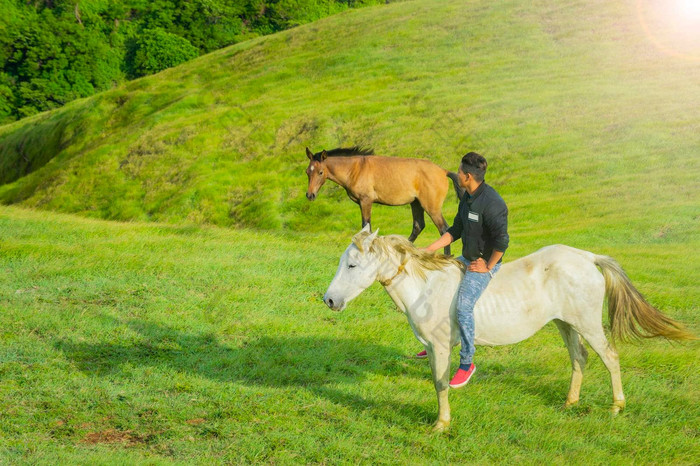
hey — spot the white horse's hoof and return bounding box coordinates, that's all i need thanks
[564,399,579,408]
[432,420,450,432]
[611,400,625,415]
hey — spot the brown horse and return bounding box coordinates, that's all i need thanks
[305,147,464,255]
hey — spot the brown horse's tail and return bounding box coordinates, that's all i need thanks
[595,255,696,344]
[446,172,465,201]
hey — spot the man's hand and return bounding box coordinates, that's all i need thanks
[468,258,489,273]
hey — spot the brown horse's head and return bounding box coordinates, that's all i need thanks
[305,147,328,201]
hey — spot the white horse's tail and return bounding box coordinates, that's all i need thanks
[595,256,696,343]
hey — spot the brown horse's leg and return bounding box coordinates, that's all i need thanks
[360,200,372,230]
[408,200,425,242]
[426,210,451,256]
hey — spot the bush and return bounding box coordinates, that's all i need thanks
[0,73,14,124]
[126,28,199,79]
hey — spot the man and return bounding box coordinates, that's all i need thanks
[417,152,509,388]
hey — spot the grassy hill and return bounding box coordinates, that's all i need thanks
[0,0,698,242]
[1,0,699,462]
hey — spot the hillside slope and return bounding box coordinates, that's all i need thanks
[0,0,698,243]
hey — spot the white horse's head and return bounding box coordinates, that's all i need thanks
[323,224,383,311]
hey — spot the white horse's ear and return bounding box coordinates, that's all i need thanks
[363,228,379,250]
[353,225,377,252]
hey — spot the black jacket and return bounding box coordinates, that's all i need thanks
[446,182,509,262]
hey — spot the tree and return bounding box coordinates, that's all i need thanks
[0,0,383,122]
[125,27,199,78]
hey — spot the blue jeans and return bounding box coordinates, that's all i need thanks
[456,256,501,367]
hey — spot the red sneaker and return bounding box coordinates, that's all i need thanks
[449,363,476,389]
[415,350,428,359]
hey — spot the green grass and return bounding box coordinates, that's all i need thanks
[0,206,698,464]
[1,0,699,462]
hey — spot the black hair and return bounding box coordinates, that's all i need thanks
[313,146,374,161]
[460,152,487,182]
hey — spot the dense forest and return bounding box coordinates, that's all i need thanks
[0,0,381,124]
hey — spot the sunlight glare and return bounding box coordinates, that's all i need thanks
[637,0,700,60]
[675,0,700,21]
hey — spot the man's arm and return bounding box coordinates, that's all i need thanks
[425,232,454,253]
[469,249,504,273]
[470,197,508,273]
[486,250,504,271]
[483,198,509,254]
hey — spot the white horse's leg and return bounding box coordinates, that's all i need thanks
[427,343,451,432]
[554,320,588,407]
[576,324,625,414]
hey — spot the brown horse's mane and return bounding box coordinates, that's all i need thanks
[313,146,374,161]
[352,232,466,280]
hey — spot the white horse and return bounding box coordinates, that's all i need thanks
[323,225,694,431]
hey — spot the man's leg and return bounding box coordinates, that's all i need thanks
[456,270,491,367]
[451,262,500,388]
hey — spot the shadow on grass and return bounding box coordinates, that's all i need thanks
[54,317,435,426]
[481,364,571,409]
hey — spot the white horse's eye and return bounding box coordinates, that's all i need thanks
[348,264,357,269]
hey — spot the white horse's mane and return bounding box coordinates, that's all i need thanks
[352,231,465,280]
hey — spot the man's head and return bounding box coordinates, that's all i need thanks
[458,152,487,190]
